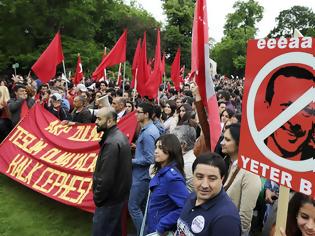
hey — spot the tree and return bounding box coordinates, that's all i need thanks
[0,0,160,78]
[269,6,315,38]
[211,0,263,76]
[161,0,195,71]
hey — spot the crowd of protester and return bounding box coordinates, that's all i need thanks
[0,73,314,236]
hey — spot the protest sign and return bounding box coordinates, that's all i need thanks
[239,37,315,198]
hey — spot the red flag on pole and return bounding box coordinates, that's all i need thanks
[131,39,142,88]
[92,30,127,81]
[171,48,181,91]
[31,32,64,83]
[144,28,161,99]
[191,0,221,151]
[73,54,84,85]
[136,32,149,97]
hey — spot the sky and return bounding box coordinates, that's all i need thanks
[125,0,315,42]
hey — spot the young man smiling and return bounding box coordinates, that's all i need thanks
[175,152,241,236]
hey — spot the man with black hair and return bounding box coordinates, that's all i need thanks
[152,104,165,135]
[128,102,160,235]
[175,152,241,236]
[264,66,314,161]
[92,107,132,236]
[8,83,35,127]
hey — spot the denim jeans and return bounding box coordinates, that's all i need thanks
[128,180,150,235]
[92,201,125,236]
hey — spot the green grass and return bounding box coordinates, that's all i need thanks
[0,174,93,236]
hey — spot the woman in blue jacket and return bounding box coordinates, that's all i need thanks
[145,134,190,235]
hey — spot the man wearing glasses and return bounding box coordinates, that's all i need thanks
[128,102,160,235]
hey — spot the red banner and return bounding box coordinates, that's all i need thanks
[0,104,137,212]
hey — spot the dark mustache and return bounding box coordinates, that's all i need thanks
[281,121,306,138]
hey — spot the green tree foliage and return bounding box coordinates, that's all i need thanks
[211,0,263,76]
[161,0,195,70]
[0,0,160,77]
[269,6,315,38]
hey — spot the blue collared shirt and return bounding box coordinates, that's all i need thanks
[132,121,160,182]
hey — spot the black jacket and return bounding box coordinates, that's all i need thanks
[93,125,132,207]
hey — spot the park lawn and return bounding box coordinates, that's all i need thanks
[0,174,92,236]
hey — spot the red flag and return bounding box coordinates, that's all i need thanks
[171,48,181,91]
[131,39,142,88]
[191,0,221,151]
[73,54,84,85]
[92,30,127,81]
[144,28,162,99]
[31,32,64,83]
[136,32,150,97]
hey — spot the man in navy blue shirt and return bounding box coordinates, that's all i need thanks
[175,152,241,236]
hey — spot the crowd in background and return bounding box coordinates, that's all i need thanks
[0,73,314,236]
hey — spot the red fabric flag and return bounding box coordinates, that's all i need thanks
[144,29,162,99]
[191,0,221,151]
[31,32,64,83]
[131,39,142,88]
[73,54,84,85]
[136,32,150,97]
[171,48,181,91]
[92,30,127,81]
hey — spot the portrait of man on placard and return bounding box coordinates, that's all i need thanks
[264,65,314,161]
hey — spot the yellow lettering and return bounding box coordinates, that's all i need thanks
[41,148,62,162]
[45,120,72,135]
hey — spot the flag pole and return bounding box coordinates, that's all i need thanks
[132,68,138,103]
[104,47,107,81]
[116,63,122,86]
[162,72,166,94]
[62,60,68,93]
[122,62,126,94]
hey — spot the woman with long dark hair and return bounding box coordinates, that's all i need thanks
[162,100,178,133]
[145,134,189,235]
[222,123,261,236]
[271,192,315,236]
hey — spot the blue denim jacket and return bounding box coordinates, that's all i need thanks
[146,163,189,234]
[132,121,160,183]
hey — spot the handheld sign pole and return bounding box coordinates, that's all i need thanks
[275,186,290,236]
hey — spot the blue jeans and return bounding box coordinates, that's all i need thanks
[128,180,149,235]
[92,202,125,236]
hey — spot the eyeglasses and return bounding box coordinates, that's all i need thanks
[136,110,144,114]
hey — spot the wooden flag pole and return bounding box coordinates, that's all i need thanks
[122,62,126,94]
[104,47,107,81]
[116,63,122,86]
[62,60,68,93]
[132,68,138,103]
